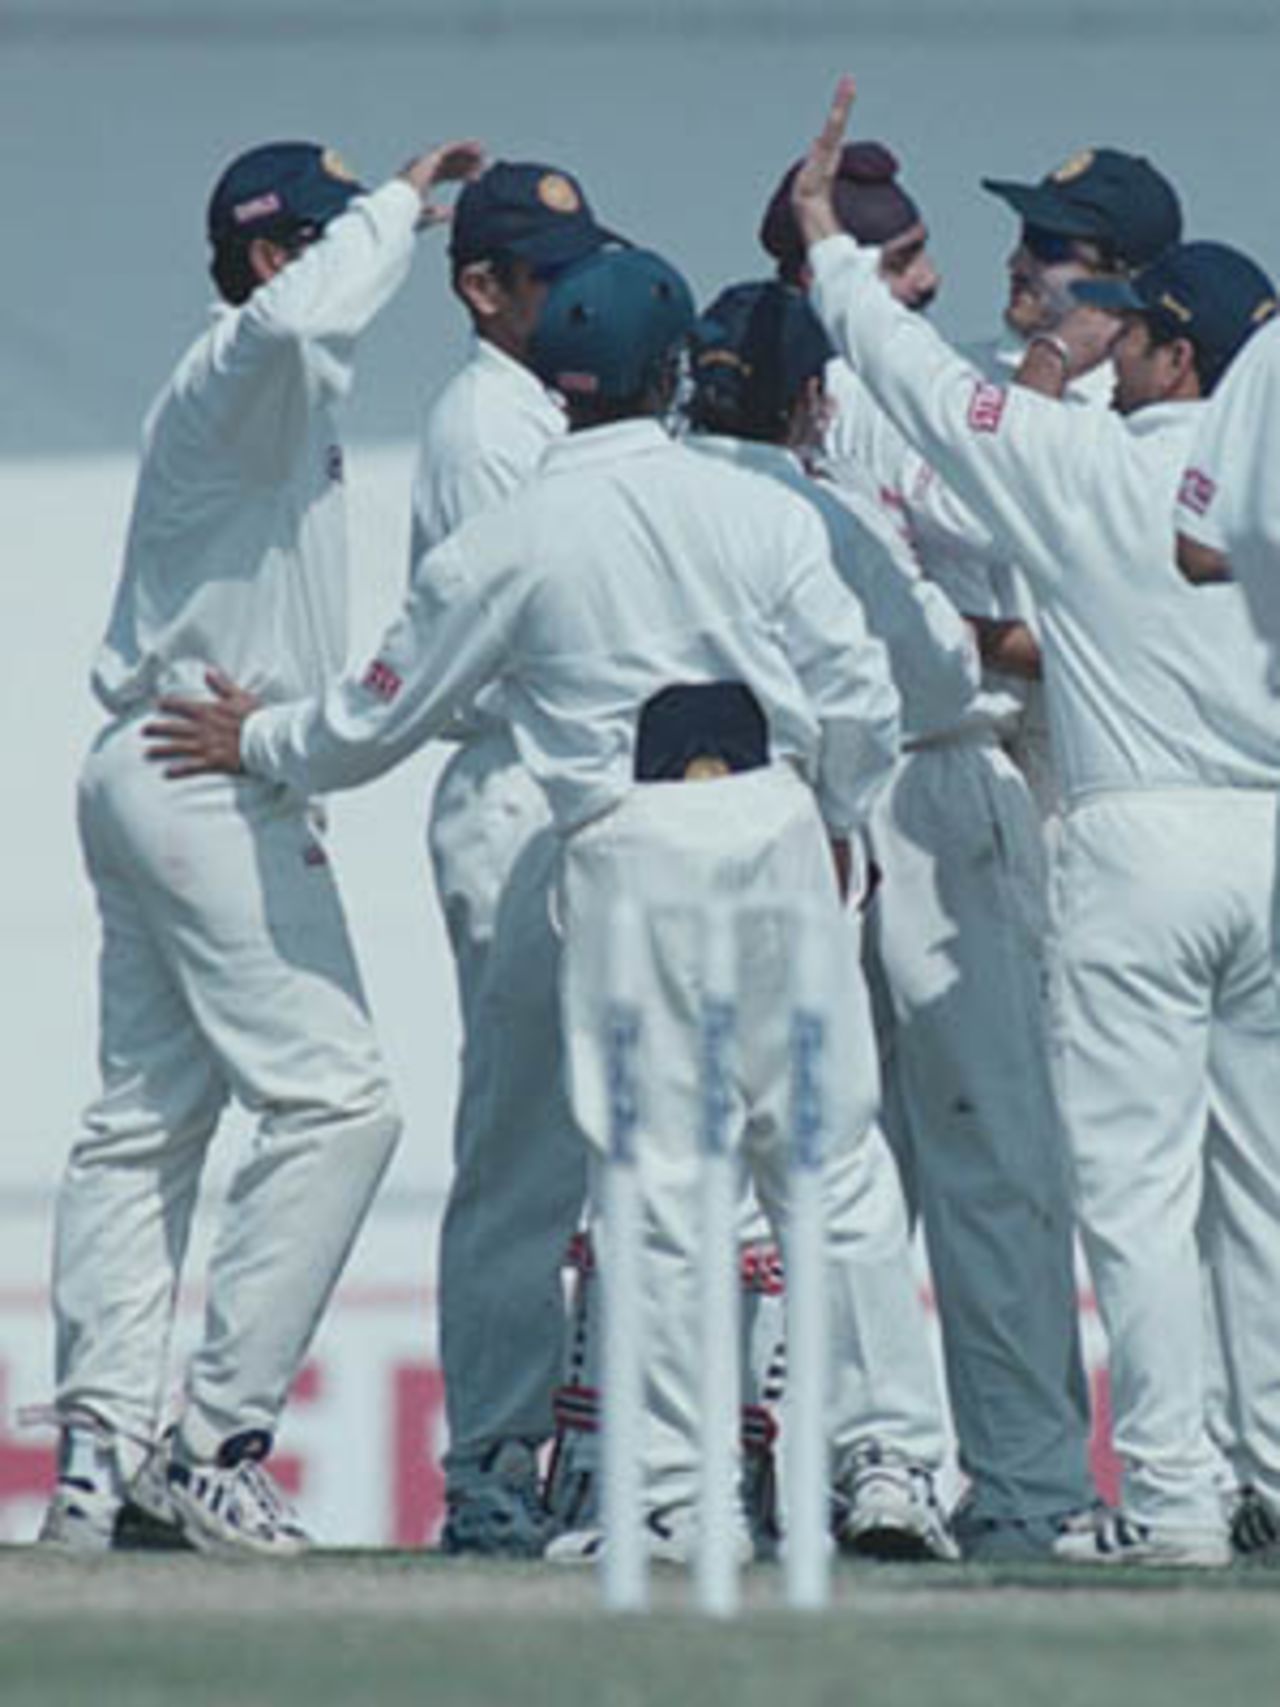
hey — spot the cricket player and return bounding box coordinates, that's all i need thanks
[408,160,618,1557]
[794,75,1280,1567]
[144,243,956,1565]
[758,135,1117,1556]
[38,135,483,1556]
[683,276,980,1558]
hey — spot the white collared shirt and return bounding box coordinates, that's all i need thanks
[688,434,979,742]
[244,418,901,835]
[409,336,566,563]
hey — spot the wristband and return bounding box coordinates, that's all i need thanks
[1027,333,1073,373]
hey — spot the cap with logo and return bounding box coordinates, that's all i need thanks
[449,160,620,274]
[691,280,833,439]
[207,141,366,249]
[527,247,695,401]
[760,142,922,274]
[983,147,1182,269]
[1072,240,1278,390]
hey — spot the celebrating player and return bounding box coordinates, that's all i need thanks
[139,243,946,1564]
[793,75,1280,1567]
[38,134,484,1556]
[408,160,620,1557]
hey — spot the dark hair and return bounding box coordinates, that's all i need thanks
[1142,313,1218,394]
[686,354,798,444]
[450,249,527,294]
[561,349,683,430]
[209,220,316,305]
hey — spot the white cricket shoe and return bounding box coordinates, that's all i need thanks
[34,1409,187,1553]
[1052,1506,1230,1568]
[162,1428,311,1558]
[832,1440,960,1563]
[545,1501,754,1567]
[440,1440,557,1560]
[37,1478,121,1553]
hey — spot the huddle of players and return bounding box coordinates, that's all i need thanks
[37,82,1280,1571]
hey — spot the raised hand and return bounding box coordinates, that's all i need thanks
[791,75,857,248]
[399,139,487,228]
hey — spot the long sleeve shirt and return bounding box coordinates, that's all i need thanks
[243,418,902,836]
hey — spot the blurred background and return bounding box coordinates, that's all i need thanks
[0,0,1271,1541]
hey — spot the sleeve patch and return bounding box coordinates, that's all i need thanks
[1178,466,1217,517]
[966,381,1008,435]
[361,658,403,702]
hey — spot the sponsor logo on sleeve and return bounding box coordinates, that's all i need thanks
[966,381,1008,435]
[326,445,344,484]
[1178,467,1217,517]
[362,659,403,703]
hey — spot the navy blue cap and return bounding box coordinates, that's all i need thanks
[1073,240,1278,387]
[691,280,833,436]
[207,141,366,247]
[528,247,695,401]
[983,147,1181,268]
[449,160,619,273]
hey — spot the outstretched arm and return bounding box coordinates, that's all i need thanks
[794,77,1121,599]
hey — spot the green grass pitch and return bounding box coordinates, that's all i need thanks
[3,1550,1278,1707]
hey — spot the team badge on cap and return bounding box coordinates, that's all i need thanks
[1052,149,1095,184]
[321,148,359,184]
[537,173,581,214]
[1158,291,1194,324]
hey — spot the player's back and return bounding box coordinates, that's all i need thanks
[454,418,895,834]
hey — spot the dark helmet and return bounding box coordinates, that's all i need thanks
[528,247,696,401]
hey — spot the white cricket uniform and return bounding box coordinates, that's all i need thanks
[408,336,586,1469]
[1177,316,1280,675]
[55,181,417,1459]
[816,357,1093,1522]
[241,418,951,1510]
[812,231,1280,1537]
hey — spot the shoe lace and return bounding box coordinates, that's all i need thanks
[232,1460,301,1531]
[843,1438,913,1498]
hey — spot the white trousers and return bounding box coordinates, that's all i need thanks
[867,739,1091,1521]
[428,730,586,1469]
[56,716,401,1459]
[1052,788,1280,1533]
[560,765,948,1513]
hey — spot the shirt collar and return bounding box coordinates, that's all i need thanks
[540,416,674,475]
[690,433,803,481]
[471,335,561,409]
